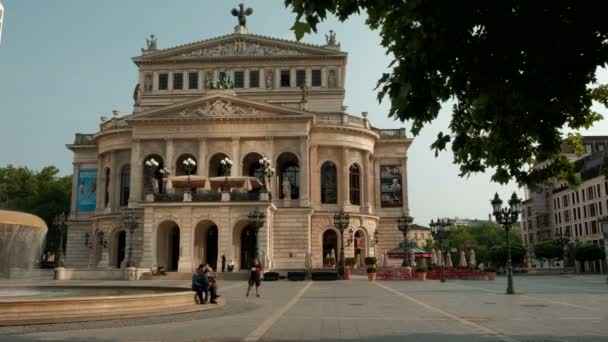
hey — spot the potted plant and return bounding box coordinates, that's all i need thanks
[367,266,377,281]
[345,257,356,268]
[485,266,497,280]
[416,266,428,281]
[364,257,377,266]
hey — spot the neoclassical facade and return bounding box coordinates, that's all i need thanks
[65,23,412,273]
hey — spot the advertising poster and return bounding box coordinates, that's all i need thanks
[76,169,97,212]
[380,165,402,208]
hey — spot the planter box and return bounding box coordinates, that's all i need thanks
[486,272,496,280]
[367,273,376,281]
[417,272,427,281]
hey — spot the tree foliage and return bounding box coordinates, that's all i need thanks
[534,240,564,261]
[285,1,608,187]
[0,165,71,254]
[488,244,526,268]
[574,242,606,262]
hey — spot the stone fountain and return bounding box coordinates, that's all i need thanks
[0,210,48,278]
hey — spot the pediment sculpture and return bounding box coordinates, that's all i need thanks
[178,39,306,58]
[178,99,260,117]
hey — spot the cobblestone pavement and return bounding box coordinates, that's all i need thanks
[1,275,607,341]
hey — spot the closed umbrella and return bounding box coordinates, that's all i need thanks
[431,249,437,266]
[445,252,453,268]
[459,250,467,268]
[410,251,417,268]
[330,249,336,265]
[383,249,389,268]
[469,249,477,269]
[304,252,311,269]
[437,250,444,266]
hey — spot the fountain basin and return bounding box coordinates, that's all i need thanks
[0,285,223,326]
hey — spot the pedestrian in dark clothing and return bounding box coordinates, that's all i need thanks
[209,278,219,304]
[201,268,211,303]
[246,258,263,298]
[192,264,205,304]
[221,254,226,272]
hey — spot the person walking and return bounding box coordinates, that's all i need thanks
[201,267,211,303]
[192,264,205,304]
[246,257,263,298]
[221,254,226,273]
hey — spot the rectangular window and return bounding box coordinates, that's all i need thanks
[597,184,601,197]
[280,70,291,87]
[592,221,598,234]
[584,206,587,218]
[158,73,169,90]
[554,213,558,224]
[564,210,570,222]
[572,193,575,205]
[600,201,603,216]
[600,144,605,151]
[296,69,306,87]
[576,191,580,204]
[188,72,198,89]
[312,69,321,87]
[573,208,577,220]
[558,212,562,224]
[585,222,589,235]
[249,70,259,88]
[173,72,183,90]
[578,207,581,219]
[582,190,585,202]
[234,71,245,88]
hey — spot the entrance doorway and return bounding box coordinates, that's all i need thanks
[116,231,126,268]
[322,229,338,266]
[169,226,180,271]
[240,226,257,269]
[354,230,365,266]
[156,221,180,272]
[206,225,218,270]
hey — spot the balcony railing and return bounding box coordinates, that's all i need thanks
[73,133,95,145]
[375,128,407,139]
[152,190,264,202]
[192,191,222,202]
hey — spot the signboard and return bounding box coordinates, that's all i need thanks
[76,169,97,212]
[380,165,402,208]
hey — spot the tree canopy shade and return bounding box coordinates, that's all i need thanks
[286,1,608,187]
[0,165,71,254]
[534,240,563,261]
[574,242,606,262]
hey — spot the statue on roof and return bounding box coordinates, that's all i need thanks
[145,34,157,50]
[216,72,234,89]
[325,30,340,48]
[231,3,253,28]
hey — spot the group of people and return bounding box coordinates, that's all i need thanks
[191,264,219,304]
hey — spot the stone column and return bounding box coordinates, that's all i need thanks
[153,71,159,91]
[244,68,250,88]
[300,137,310,207]
[219,207,234,266]
[290,68,296,88]
[129,139,142,205]
[178,209,194,272]
[165,139,174,173]
[341,147,350,208]
[362,151,372,213]
[260,69,266,89]
[110,151,118,210]
[140,207,155,268]
[198,138,208,176]
[310,144,319,205]
[232,137,241,176]
[275,68,281,89]
[338,66,344,88]
[321,67,327,88]
[306,67,312,87]
[367,153,375,211]
[266,137,275,196]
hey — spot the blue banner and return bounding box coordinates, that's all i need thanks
[76,169,97,212]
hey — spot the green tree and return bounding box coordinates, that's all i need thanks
[286,1,608,187]
[0,165,71,254]
[574,242,606,263]
[534,240,564,267]
[488,244,526,268]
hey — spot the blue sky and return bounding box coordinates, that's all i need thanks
[1,1,606,225]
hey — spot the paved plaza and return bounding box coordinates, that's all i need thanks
[0,275,607,341]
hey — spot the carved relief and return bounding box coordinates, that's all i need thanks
[179,40,307,58]
[143,73,153,93]
[178,99,260,117]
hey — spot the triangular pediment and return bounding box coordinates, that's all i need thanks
[133,33,345,63]
[129,92,313,121]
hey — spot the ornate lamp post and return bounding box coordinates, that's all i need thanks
[258,157,275,194]
[491,192,521,295]
[370,230,379,247]
[122,209,138,268]
[333,209,351,279]
[554,228,572,270]
[182,157,197,191]
[145,158,160,194]
[398,214,414,268]
[52,213,67,268]
[247,207,266,261]
[220,157,233,192]
[430,218,453,282]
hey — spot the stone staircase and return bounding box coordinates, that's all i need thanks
[140,271,249,281]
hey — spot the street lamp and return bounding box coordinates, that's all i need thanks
[398,214,414,268]
[247,207,266,261]
[145,157,160,194]
[491,192,521,295]
[182,157,197,191]
[220,157,233,192]
[122,209,138,268]
[554,228,572,269]
[333,209,351,279]
[98,231,108,249]
[430,218,453,282]
[52,213,67,268]
[370,230,379,247]
[258,157,275,194]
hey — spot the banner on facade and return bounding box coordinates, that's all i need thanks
[380,165,402,208]
[76,169,97,212]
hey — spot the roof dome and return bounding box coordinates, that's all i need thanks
[0,210,47,229]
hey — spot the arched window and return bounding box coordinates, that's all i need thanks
[104,167,110,207]
[277,152,300,199]
[120,165,130,207]
[175,154,197,176]
[321,161,337,204]
[208,153,231,177]
[349,164,361,205]
[242,152,264,182]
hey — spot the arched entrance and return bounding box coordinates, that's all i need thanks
[156,221,180,271]
[276,152,300,199]
[242,152,264,181]
[194,220,219,270]
[115,230,126,268]
[354,229,366,266]
[143,154,165,195]
[322,229,338,266]
[233,220,257,270]
[209,153,231,177]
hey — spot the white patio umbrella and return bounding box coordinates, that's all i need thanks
[445,252,453,268]
[330,249,336,264]
[431,249,437,266]
[437,250,444,266]
[459,250,467,268]
[469,249,477,269]
[383,249,389,268]
[410,251,417,268]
